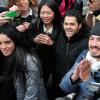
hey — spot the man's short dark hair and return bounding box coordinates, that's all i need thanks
[64,9,83,24]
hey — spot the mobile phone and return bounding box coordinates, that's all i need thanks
[5,11,17,18]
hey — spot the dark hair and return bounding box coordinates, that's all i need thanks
[63,9,89,38]
[0,23,35,88]
[67,0,83,14]
[38,0,62,27]
[64,9,83,24]
[56,0,83,14]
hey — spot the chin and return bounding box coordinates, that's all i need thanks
[3,53,11,56]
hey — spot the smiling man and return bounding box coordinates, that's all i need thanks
[54,9,89,98]
[60,22,100,100]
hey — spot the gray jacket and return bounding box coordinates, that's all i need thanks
[15,54,48,100]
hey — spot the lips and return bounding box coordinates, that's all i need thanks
[43,19,49,22]
[91,48,99,54]
[2,50,8,54]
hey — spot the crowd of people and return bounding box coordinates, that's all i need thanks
[0,0,100,100]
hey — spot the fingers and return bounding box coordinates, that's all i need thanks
[78,59,91,81]
[34,36,40,44]
[34,34,54,45]
[79,59,91,71]
[0,12,10,25]
[16,22,30,32]
[16,25,26,32]
[38,34,53,45]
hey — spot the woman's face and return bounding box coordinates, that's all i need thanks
[0,34,15,56]
[40,5,54,25]
[15,0,29,12]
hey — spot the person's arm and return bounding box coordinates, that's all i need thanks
[0,11,10,25]
[59,61,80,93]
[24,55,41,100]
[60,50,88,93]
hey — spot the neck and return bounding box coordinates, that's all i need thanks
[21,8,30,16]
[44,23,53,32]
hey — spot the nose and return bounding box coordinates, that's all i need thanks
[0,43,6,50]
[66,24,71,29]
[43,13,48,17]
[92,39,99,46]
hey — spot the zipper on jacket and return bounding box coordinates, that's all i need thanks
[66,43,70,71]
[66,43,69,55]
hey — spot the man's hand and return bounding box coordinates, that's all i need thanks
[79,59,91,81]
[71,59,91,81]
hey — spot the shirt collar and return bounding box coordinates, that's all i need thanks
[43,25,53,34]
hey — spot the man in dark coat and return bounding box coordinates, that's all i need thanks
[53,9,89,98]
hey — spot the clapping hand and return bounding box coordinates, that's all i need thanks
[71,59,91,81]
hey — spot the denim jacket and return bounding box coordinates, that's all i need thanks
[60,50,100,100]
[15,54,48,100]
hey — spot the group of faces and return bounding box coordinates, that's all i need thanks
[0,0,100,59]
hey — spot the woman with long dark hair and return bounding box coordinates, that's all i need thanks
[33,0,62,99]
[0,23,48,100]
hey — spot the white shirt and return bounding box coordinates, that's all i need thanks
[86,51,100,72]
[43,25,53,35]
[21,7,32,18]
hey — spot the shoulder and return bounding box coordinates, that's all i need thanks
[75,49,88,62]
[26,54,40,71]
[27,54,38,63]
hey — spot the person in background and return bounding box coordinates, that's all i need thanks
[0,0,39,47]
[60,22,100,100]
[55,0,83,17]
[29,0,41,18]
[86,0,100,29]
[0,0,8,7]
[33,0,62,99]
[0,0,37,31]
[7,0,37,32]
[53,9,89,98]
[0,23,48,100]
